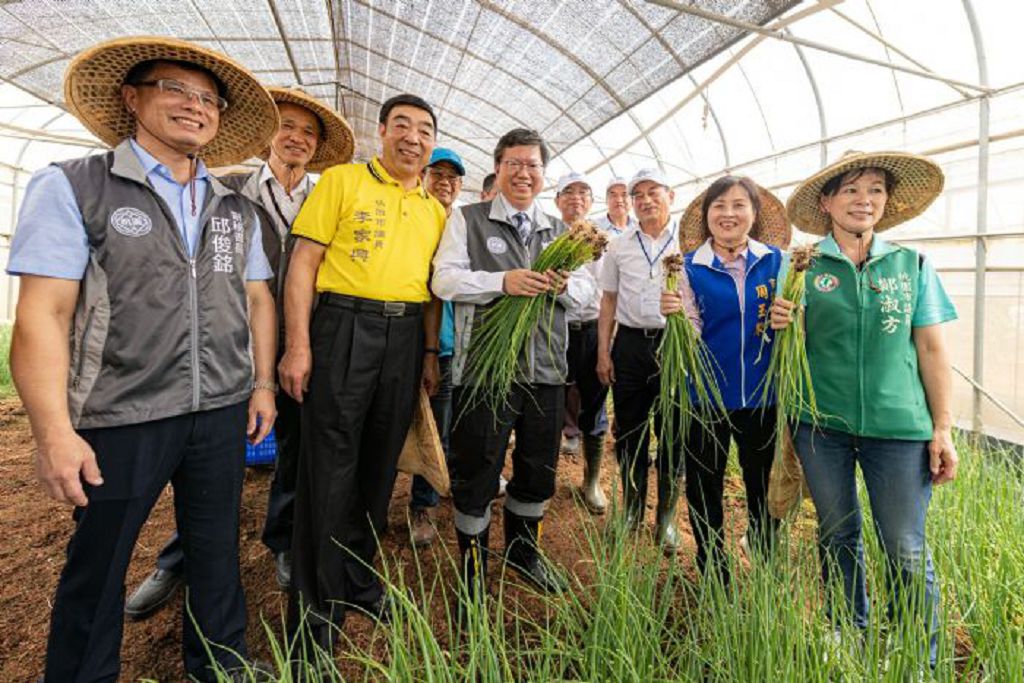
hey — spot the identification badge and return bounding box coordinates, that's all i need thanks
[641,279,662,319]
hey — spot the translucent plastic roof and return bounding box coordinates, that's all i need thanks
[0,0,797,180]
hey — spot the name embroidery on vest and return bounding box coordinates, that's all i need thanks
[210,211,245,274]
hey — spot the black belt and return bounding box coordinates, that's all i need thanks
[618,324,663,339]
[568,319,598,331]
[319,292,423,317]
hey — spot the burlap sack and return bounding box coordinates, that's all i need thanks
[397,389,450,497]
[767,423,811,519]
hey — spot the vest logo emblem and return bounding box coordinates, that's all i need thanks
[814,272,839,293]
[486,236,508,255]
[110,207,152,237]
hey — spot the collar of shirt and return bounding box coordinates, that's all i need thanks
[258,161,311,200]
[818,232,896,262]
[368,156,429,198]
[599,213,636,236]
[129,137,210,186]
[497,192,539,227]
[628,219,675,246]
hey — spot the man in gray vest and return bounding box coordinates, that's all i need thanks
[7,37,279,681]
[432,128,594,598]
[123,87,355,616]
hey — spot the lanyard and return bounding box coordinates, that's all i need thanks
[636,230,674,278]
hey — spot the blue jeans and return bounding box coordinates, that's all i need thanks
[792,423,938,665]
[411,356,452,509]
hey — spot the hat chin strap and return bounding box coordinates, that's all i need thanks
[269,142,305,200]
[131,113,202,216]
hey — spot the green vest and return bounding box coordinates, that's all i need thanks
[801,236,932,440]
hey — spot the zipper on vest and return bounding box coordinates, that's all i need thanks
[72,305,97,389]
[189,257,200,411]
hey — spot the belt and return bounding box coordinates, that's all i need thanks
[319,292,423,317]
[568,319,598,331]
[618,324,663,339]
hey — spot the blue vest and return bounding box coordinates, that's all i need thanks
[684,240,782,410]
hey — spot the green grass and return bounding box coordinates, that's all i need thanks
[0,323,13,397]
[208,436,1023,681]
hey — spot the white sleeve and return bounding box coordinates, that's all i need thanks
[598,242,620,293]
[431,207,506,304]
[558,260,596,310]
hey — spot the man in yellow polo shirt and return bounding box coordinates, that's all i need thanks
[279,93,445,650]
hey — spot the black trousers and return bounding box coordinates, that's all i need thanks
[153,390,301,572]
[610,326,685,486]
[45,403,249,683]
[684,407,778,572]
[565,321,610,437]
[450,383,563,520]
[288,297,423,642]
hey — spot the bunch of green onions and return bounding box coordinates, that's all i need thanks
[757,244,821,431]
[654,253,726,460]
[461,219,609,414]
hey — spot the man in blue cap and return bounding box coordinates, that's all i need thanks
[409,146,464,547]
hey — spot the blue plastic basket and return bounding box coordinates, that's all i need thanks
[245,427,277,467]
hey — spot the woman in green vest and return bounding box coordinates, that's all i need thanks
[771,152,958,668]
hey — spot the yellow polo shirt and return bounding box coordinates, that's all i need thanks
[291,156,446,302]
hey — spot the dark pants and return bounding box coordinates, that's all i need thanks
[610,326,685,485]
[44,403,249,683]
[152,389,302,572]
[685,408,778,573]
[410,355,453,510]
[288,296,423,643]
[450,383,563,523]
[565,321,609,437]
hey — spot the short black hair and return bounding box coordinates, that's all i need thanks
[482,173,496,193]
[379,93,437,131]
[493,128,549,167]
[124,59,227,98]
[821,166,896,197]
[701,175,761,234]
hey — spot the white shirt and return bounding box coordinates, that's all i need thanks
[431,195,593,310]
[258,162,313,238]
[599,220,697,330]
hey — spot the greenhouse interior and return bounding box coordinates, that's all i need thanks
[0,0,1021,681]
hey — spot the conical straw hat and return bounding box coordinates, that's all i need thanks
[64,36,278,167]
[264,87,355,172]
[786,150,944,235]
[680,180,791,253]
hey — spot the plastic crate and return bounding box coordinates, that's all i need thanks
[245,427,277,467]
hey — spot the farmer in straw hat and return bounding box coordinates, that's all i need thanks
[124,87,355,616]
[771,151,958,667]
[663,175,790,582]
[7,36,280,680]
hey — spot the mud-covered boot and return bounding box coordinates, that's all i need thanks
[503,509,566,593]
[655,476,682,555]
[581,434,608,514]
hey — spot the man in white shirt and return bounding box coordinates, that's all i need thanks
[596,168,699,554]
[595,177,639,237]
[432,128,593,598]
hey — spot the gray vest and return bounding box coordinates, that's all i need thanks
[58,140,258,429]
[451,199,569,387]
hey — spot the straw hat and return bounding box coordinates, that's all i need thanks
[680,180,791,252]
[263,87,355,172]
[64,36,279,168]
[786,151,944,235]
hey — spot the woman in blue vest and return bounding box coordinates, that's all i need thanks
[771,152,958,668]
[662,175,790,584]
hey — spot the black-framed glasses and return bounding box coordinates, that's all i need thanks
[501,159,544,172]
[136,79,229,113]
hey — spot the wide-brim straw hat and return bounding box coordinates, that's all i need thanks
[787,151,944,235]
[64,36,279,168]
[680,181,791,253]
[263,87,355,172]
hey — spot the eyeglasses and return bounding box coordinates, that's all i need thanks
[427,169,463,184]
[136,79,229,113]
[501,159,544,173]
